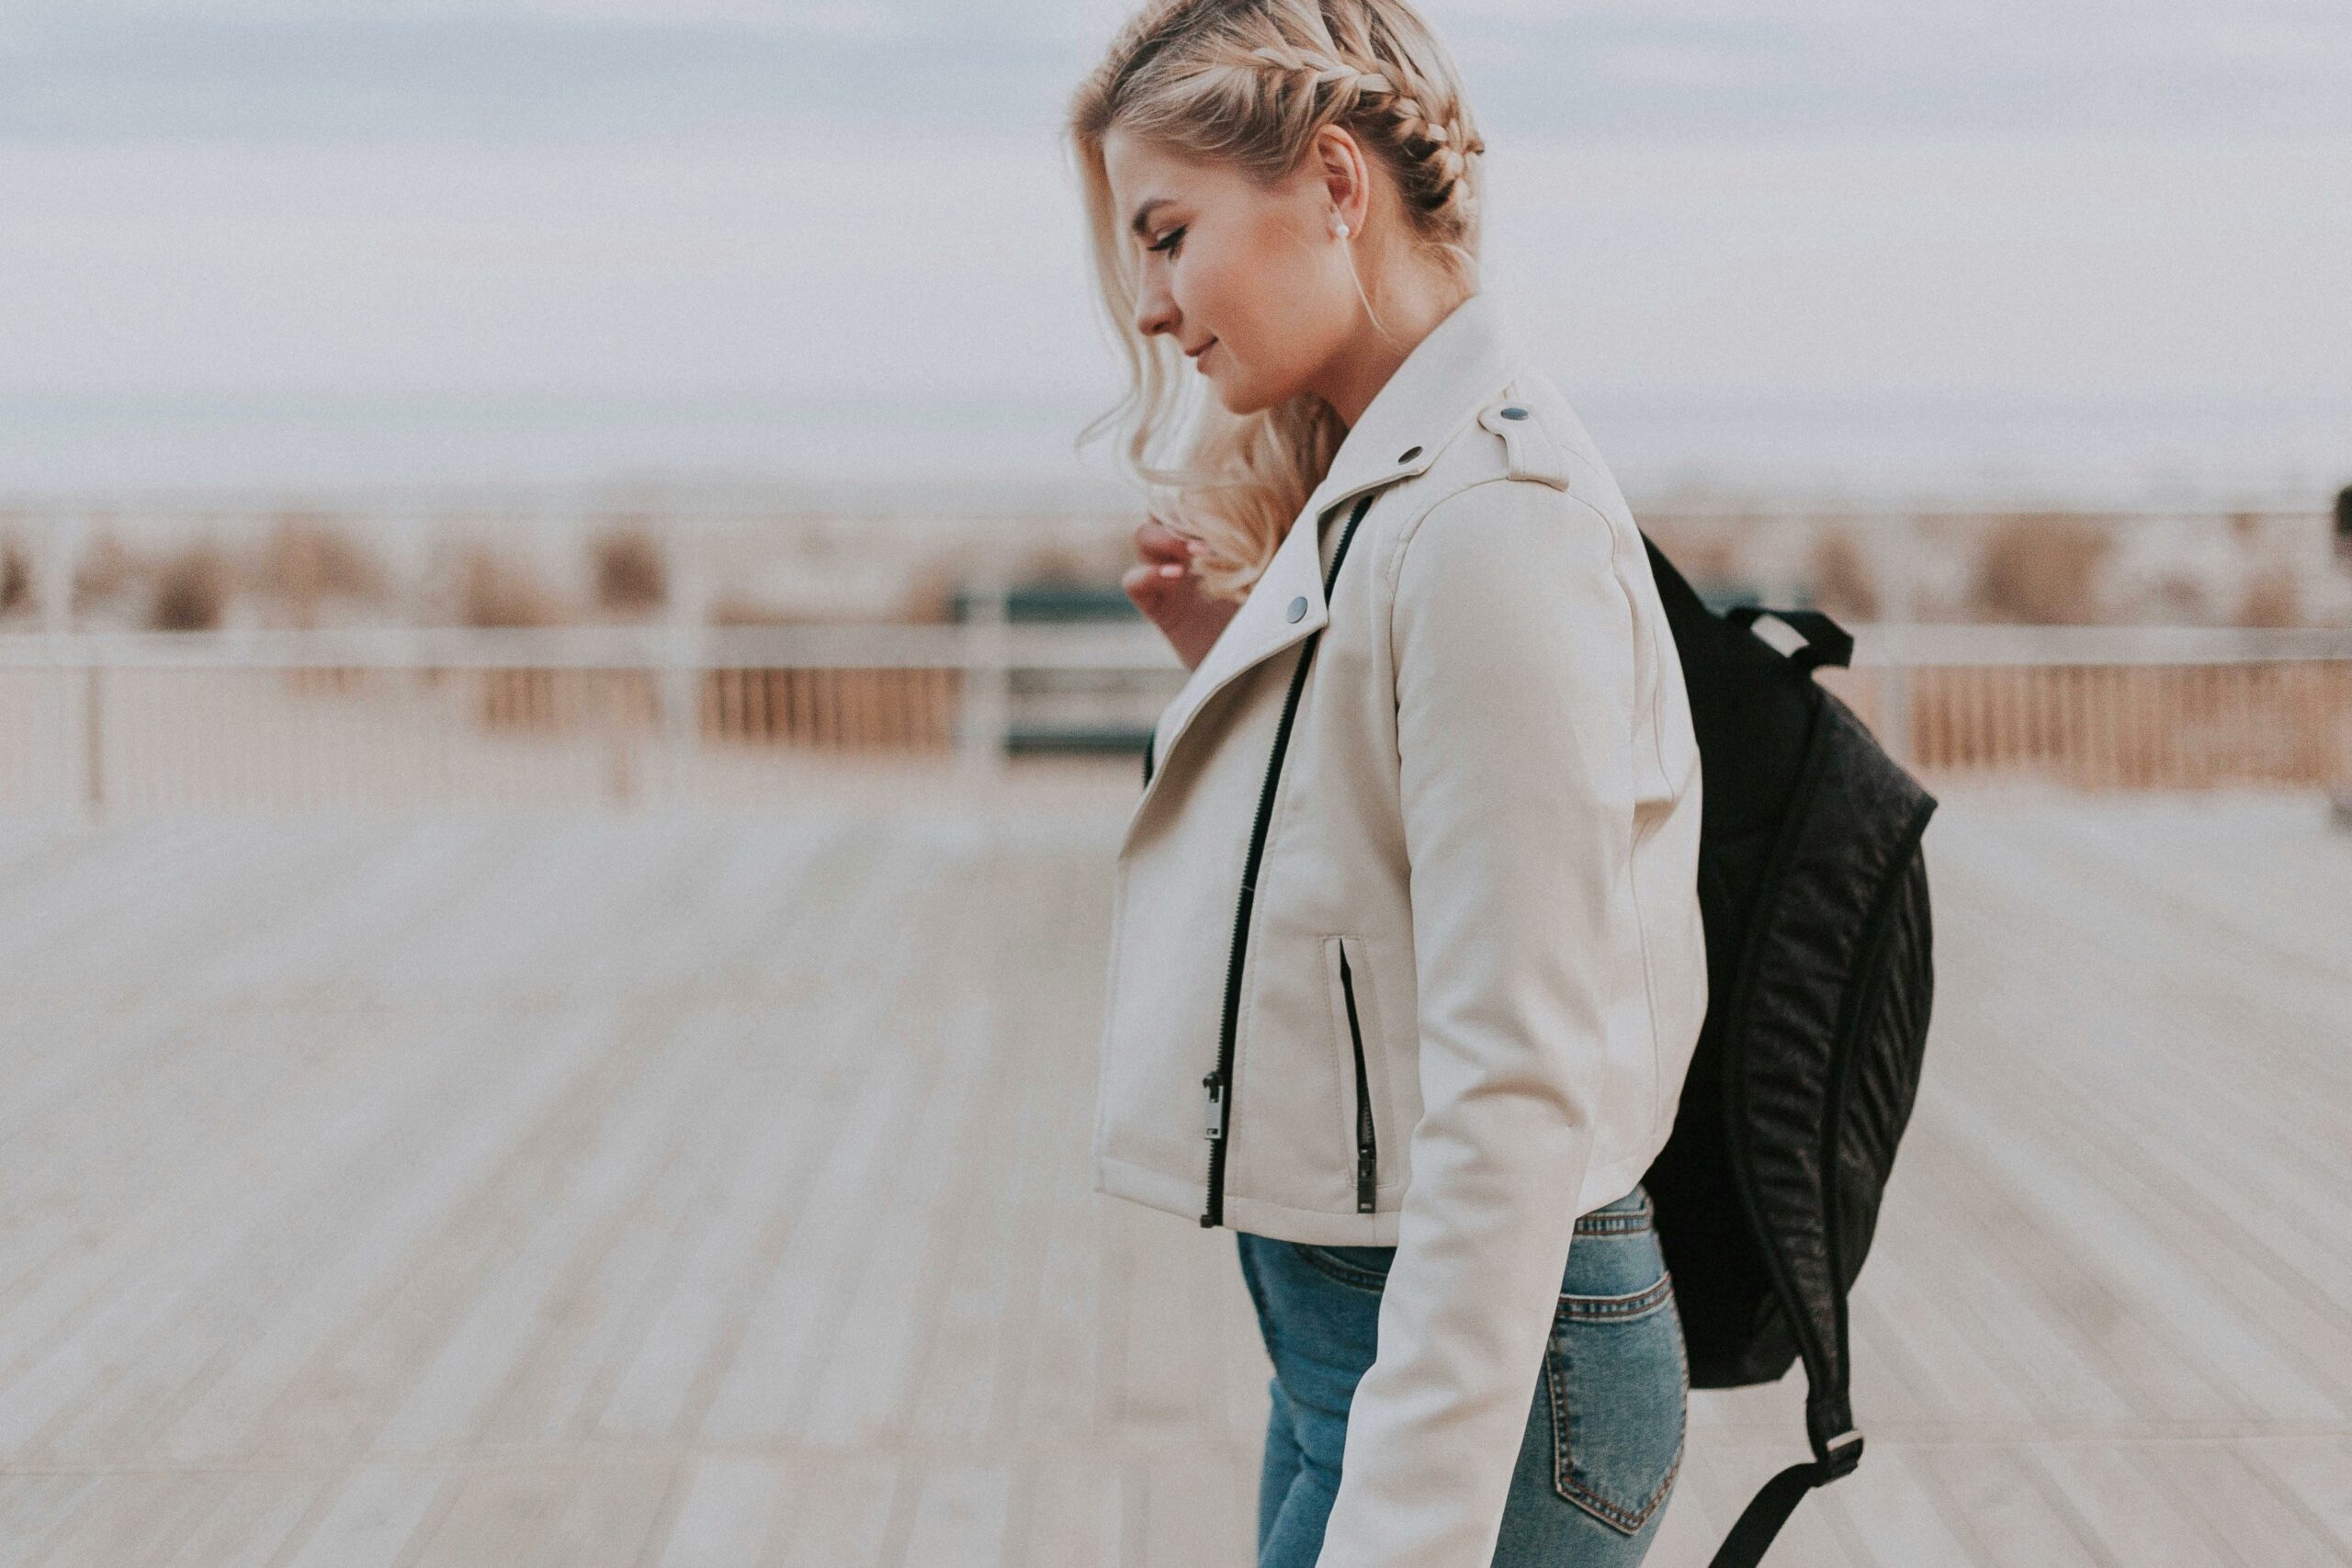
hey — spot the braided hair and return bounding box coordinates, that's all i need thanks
[1069,0,1488,598]
[1234,40,1485,217]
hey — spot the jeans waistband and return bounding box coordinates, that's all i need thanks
[1574,1183,1654,1235]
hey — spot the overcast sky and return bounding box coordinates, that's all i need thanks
[7,0,2348,141]
[3,1,2348,498]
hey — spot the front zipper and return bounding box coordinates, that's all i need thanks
[1200,489,1378,1228]
[1338,937,1378,1213]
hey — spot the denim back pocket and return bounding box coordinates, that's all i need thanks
[1284,1240,1396,1292]
[1545,1197,1689,1533]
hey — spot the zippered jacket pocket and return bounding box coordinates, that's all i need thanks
[1327,934,1380,1213]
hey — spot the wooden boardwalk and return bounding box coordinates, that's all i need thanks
[0,783,2345,1566]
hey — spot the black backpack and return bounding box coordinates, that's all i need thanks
[1635,535,1939,1567]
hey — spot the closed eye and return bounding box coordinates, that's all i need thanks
[1148,226,1185,255]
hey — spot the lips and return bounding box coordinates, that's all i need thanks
[1189,339,1216,368]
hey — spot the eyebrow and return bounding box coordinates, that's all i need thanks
[1127,197,1173,238]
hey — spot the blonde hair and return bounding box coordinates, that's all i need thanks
[1068,0,1487,600]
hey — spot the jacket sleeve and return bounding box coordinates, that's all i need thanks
[1314,477,1643,1568]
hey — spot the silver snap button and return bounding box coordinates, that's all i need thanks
[1286,595,1308,623]
[1397,446,1422,462]
[1499,406,1529,420]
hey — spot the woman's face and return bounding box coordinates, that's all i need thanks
[1102,128,1358,416]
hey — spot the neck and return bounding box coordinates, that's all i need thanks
[1314,269,1475,429]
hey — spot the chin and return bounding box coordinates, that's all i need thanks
[1209,358,1311,418]
[1212,377,1276,417]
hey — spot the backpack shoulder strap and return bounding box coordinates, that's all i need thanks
[1726,605,1855,673]
[1706,1431,1865,1568]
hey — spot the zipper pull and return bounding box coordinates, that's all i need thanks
[1203,1070,1227,1142]
[1357,1143,1376,1213]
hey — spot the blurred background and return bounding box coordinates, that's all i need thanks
[0,4,2346,1565]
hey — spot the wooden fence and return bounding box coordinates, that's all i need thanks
[1824,661,2349,789]
[1816,623,2352,790]
[0,620,2344,811]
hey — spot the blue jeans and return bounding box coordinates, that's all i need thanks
[1235,1184,1688,1567]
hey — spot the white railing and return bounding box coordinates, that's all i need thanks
[1851,624,2352,665]
[8,620,2343,671]
[0,616,2346,812]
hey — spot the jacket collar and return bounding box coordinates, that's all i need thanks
[1295,287,1532,525]
[1127,288,1534,844]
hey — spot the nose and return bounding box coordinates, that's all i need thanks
[1132,272,1178,343]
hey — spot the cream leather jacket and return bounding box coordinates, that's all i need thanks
[1091,288,1707,1567]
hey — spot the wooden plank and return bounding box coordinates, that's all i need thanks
[1673,1443,1860,1568]
[649,1459,790,1568]
[2132,1442,2352,1567]
[1212,1230,1274,1450]
[79,1472,227,1568]
[1007,1044,1111,1440]
[1875,1132,2145,1427]
[694,836,977,1444]
[368,1011,749,1456]
[0,1008,329,1319]
[580,834,888,1442]
[0,821,242,978]
[1114,1204,1210,1429]
[924,998,1067,1443]
[1811,1443,1981,1568]
[1014,1446,1125,1568]
[0,1474,101,1568]
[27,1018,474,1456]
[186,818,511,996]
[1637,1462,1721,1568]
[0,1007,557,1460]
[797,997,1007,1448]
[247,1015,661,1463]
[900,1461,1014,1568]
[687,1044,921,1443]
[1820,1209,2035,1427]
[2243,1438,2352,1559]
[2030,799,2352,986]
[763,1450,904,1568]
[1985,1073,2352,1413]
[519,1462,673,1568]
[404,1465,581,1568]
[6,821,360,998]
[151,1471,328,1568]
[1884,1111,2233,1425]
[469,1018,785,1447]
[1843,1288,1941,1430]
[146,1011,611,1463]
[582,998,862,1442]
[1917,1443,2111,1566]
[1930,1093,2344,1424]
[1136,1446,1253,1568]
[270,1464,446,1568]
[11,1472,206,1568]
[2034,1442,2258,1568]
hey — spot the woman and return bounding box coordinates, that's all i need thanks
[1067,3,1709,1564]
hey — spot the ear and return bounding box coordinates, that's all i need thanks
[1310,124,1372,236]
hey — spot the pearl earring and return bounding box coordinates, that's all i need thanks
[1331,216,1350,240]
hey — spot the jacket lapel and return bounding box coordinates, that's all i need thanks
[1120,288,1535,847]
[1143,485,1334,797]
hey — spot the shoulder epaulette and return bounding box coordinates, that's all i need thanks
[1476,395,1572,491]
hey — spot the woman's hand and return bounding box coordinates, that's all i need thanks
[1122,516,1239,672]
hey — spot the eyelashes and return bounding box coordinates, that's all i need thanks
[1148,226,1185,255]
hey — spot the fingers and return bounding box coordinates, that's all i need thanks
[1135,516,1205,568]
[1122,558,1190,606]
[1134,520,1185,566]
